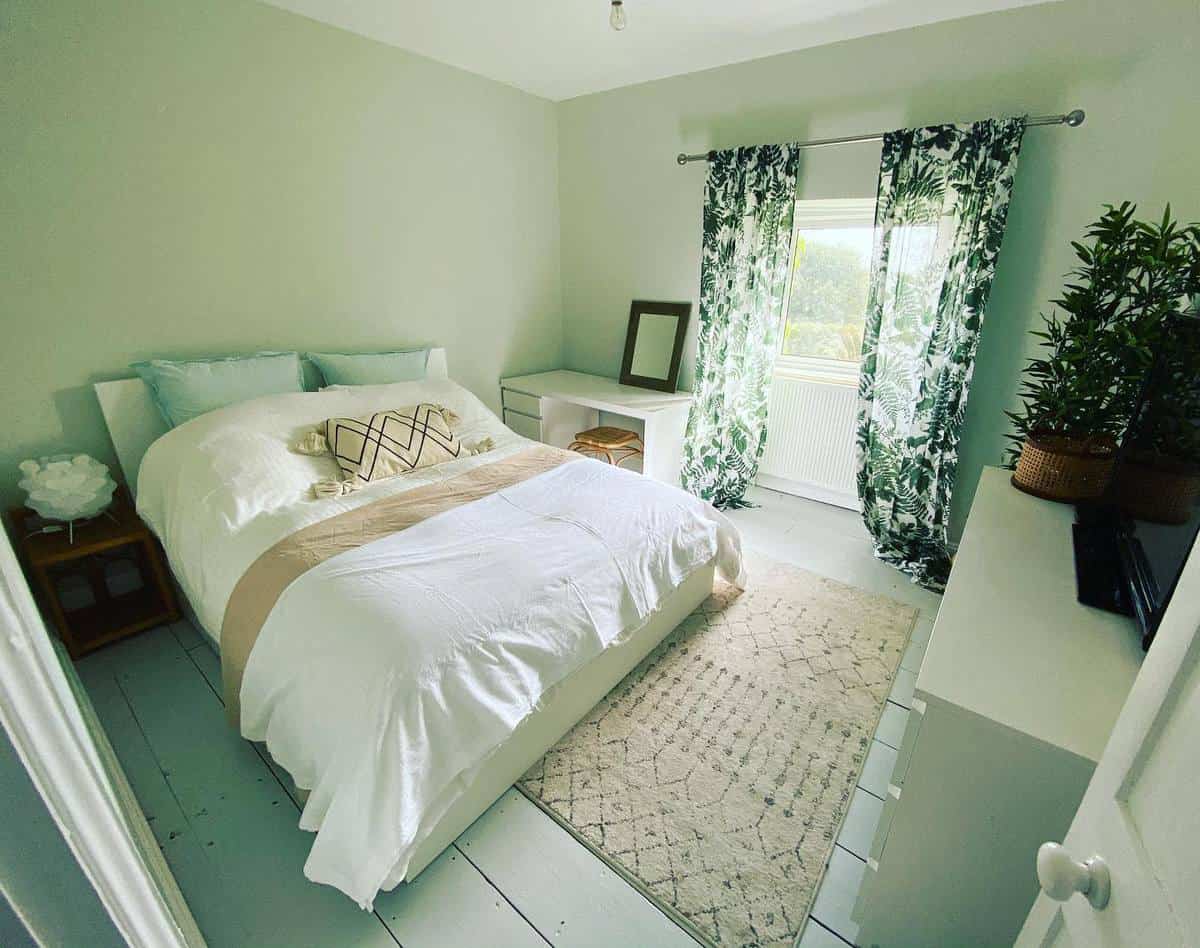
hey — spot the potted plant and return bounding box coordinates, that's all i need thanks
[1114,312,1200,523]
[1006,203,1200,503]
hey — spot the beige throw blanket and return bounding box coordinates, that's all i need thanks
[219,445,577,723]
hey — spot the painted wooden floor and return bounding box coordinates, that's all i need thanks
[76,485,940,947]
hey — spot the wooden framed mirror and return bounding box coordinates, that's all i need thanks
[619,300,691,393]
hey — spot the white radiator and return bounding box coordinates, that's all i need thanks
[758,375,860,509]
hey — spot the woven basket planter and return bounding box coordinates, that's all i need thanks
[1011,432,1117,503]
[1114,456,1200,524]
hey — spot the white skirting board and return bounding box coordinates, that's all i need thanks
[756,472,859,511]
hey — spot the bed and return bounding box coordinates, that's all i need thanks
[93,349,743,908]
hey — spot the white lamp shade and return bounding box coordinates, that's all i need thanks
[18,454,117,522]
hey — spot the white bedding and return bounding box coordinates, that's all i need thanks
[136,378,743,907]
[138,378,533,640]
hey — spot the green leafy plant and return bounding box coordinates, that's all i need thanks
[1005,203,1200,465]
[1126,315,1200,466]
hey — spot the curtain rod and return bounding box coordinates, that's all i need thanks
[674,109,1085,165]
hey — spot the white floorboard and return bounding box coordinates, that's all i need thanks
[798,919,854,947]
[887,667,918,709]
[74,484,939,947]
[186,637,221,693]
[900,636,926,672]
[726,485,942,947]
[376,847,550,948]
[874,702,910,750]
[458,788,699,948]
[910,613,935,647]
[167,617,204,651]
[857,742,900,800]
[836,790,884,861]
[807,848,866,945]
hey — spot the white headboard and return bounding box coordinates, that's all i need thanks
[94,347,449,493]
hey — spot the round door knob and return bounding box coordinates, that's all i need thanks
[1037,842,1110,909]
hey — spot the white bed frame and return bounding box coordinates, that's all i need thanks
[92,346,716,883]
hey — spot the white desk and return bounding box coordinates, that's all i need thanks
[499,370,693,486]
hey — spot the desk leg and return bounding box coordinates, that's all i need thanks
[642,404,690,487]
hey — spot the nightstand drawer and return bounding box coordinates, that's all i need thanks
[501,389,542,418]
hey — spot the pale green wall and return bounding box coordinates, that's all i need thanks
[557,0,1199,536]
[5,0,1198,533]
[1,0,562,508]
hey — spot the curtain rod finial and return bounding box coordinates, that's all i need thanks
[676,153,689,165]
[1065,109,1085,127]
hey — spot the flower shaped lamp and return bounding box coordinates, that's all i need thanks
[18,454,118,541]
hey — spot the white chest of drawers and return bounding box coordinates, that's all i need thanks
[853,467,1144,947]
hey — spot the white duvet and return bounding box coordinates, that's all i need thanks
[137,378,742,907]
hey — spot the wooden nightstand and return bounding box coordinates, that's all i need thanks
[7,490,180,658]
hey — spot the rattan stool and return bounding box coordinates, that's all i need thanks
[568,426,644,469]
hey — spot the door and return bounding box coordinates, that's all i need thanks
[1016,542,1200,947]
[0,528,203,946]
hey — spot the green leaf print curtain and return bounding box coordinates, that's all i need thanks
[681,144,800,508]
[857,118,1025,590]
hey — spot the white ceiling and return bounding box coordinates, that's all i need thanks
[260,0,1053,101]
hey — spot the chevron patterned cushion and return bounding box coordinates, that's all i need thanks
[325,404,462,484]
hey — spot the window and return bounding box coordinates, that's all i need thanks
[777,198,877,384]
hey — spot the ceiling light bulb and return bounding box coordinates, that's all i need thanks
[609,0,627,31]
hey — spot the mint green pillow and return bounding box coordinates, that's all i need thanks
[131,352,304,428]
[308,348,430,387]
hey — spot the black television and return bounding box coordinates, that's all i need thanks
[1072,312,1200,650]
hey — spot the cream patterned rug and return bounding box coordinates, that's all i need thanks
[518,555,917,947]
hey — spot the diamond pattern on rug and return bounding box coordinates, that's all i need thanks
[519,554,917,948]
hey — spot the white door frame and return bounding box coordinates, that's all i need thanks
[0,530,202,947]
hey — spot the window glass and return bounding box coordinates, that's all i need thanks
[780,200,876,368]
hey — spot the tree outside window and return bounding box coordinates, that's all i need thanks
[778,199,876,383]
